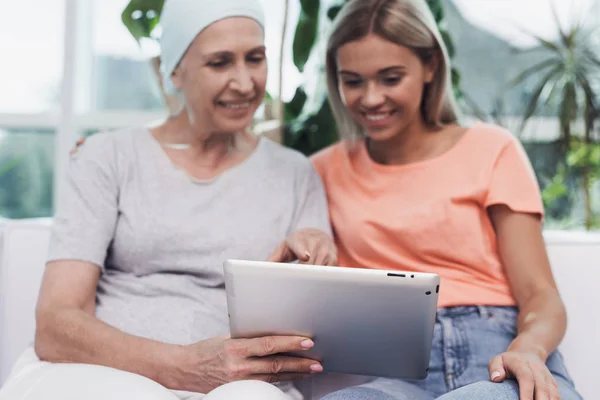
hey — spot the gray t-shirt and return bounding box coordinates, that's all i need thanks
[48,127,331,345]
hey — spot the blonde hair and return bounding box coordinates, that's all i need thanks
[326,0,460,140]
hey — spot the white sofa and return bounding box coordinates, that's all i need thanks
[0,219,598,399]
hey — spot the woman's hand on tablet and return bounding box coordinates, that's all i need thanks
[268,228,338,266]
[173,335,322,393]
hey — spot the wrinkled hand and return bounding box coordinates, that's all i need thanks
[489,350,561,400]
[176,335,322,393]
[268,228,338,266]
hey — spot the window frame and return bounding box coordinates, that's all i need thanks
[0,0,164,213]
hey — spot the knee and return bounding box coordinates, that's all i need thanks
[0,363,179,400]
[204,380,289,400]
[71,364,178,400]
[438,381,519,400]
[322,387,397,400]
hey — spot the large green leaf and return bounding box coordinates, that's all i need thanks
[451,68,461,87]
[122,0,165,42]
[285,87,308,121]
[293,10,319,72]
[299,0,320,18]
[426,0,444,23]
[440,30,455,58]
[285,96,338,156]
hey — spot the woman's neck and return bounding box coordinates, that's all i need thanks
[156,110,256,169]
[367,116,437,166]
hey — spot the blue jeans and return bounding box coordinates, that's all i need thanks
[322,306,583,400]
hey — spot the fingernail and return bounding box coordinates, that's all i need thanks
[491,371,502,381]
[301,339,314,349]
[310,364,323,373]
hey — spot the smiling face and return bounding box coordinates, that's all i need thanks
[336,33,436,142]
[171,17,267,134]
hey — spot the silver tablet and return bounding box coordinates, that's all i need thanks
[224,260,440,380]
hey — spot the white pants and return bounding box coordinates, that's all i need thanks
[0,348,302,400]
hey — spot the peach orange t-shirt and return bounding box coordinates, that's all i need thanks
[311,122,544,308]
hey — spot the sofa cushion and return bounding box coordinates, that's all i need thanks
[0,223,597,400]
[0,219,52,384]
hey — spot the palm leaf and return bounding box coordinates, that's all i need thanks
[570,24,599,50]
[582,48,600,68]
[510,57,561,86]
[576,72,598,109]
[583,100,595,141]
[558,81,578,142]
[548,0,569,47]
[519,65,563,132]
[513,24,562,54]
[461,92,492,122]
[576,72,599,136]
[544,72,565,108]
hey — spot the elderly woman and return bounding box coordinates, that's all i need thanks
[0,0,335,399]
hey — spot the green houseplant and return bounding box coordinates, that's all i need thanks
[511,7,600,230]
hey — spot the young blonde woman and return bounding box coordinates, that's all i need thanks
[312,0,583,399]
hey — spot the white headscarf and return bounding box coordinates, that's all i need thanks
[159,0,265,94]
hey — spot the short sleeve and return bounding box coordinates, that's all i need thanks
[310,148,328,182]
[484,137,544,217]
[290,164,332,236]
[47,134,120,269]
[310,144,341,186]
